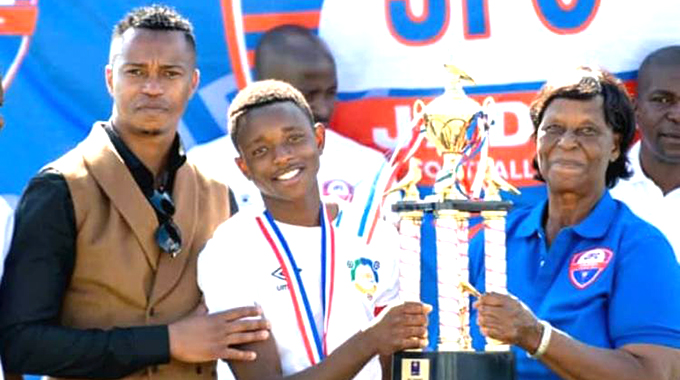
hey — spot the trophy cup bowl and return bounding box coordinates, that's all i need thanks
[390,65,515,380]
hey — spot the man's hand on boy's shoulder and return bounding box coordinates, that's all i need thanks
[168,303,271,363]
[364,301,431,356]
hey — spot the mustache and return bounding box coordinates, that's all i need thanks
[135,101,169,110]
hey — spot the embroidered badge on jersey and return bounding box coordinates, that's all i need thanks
[347,257,380,300]
[569,248,613,289]
[323,179,354,202]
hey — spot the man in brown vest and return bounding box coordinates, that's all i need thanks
[0,5,270,379]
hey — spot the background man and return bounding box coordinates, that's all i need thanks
[611,45,680,258]
[0,5,269,379]
[189,25,388,238]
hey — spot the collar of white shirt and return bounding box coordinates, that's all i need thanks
[626,141,649,185]
[624,141,680,198]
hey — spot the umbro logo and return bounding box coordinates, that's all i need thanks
[271,267,286,281]
[271,267,302,291]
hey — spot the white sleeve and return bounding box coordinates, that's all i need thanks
[197,223,255,314]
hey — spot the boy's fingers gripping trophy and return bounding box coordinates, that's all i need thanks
[365,301,432,356]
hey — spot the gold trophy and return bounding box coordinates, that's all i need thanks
[416,64,482,201]
[389,64,517,380]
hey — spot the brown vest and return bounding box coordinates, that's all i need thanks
[47,124,230,380]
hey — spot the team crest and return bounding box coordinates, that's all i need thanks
[347,257,380,300]
[569,248,613,289]
[322,179,354,202]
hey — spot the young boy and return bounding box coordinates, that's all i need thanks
[198,80,430,380]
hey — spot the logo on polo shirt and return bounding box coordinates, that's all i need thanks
[348,257,380,300]
[322,179,354,202]
[569,248,613,289]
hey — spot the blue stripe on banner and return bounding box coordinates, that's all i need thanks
[336,91,369,101]
[241,0,324,14]
[617,70,638,81]
[336,70,639,101]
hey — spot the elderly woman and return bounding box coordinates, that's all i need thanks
[469,67,680,380]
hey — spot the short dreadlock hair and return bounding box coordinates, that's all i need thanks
[228,80,314,150]
[112,4,196,57]
[529,66,635,188]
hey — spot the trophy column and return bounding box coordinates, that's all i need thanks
[482,210,511,351]
[454,211,472,352]
[398,208,424,303]
[433,209,474,352]
[434,209,461,351]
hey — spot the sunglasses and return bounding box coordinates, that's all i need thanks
[150,189,182,258]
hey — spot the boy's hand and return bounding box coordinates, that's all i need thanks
[365,301,431,356]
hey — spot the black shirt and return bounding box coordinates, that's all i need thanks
[0,124,237,378]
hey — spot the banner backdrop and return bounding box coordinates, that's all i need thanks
[2,0,680,199]
[0,0,679,354]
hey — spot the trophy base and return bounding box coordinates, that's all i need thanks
[392,350,515,380]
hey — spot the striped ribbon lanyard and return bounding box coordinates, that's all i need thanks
[256,204,336,365]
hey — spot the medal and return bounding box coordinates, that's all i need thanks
[256,204,336,365]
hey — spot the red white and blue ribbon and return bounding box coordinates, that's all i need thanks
[255,204,336,366]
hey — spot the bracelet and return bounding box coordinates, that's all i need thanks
[528,320,552,359]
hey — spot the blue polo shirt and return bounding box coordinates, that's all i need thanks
[469,191,680,380]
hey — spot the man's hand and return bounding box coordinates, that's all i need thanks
[365,301,431,356]
[474,292,543,353]
[168,305,270,363]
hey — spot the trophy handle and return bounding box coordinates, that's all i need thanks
[413,99,426,122]
[482,96,495,109]
[482,96,496,129]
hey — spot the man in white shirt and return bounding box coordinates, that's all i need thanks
[611,46,680,259]
[189,25,388,238]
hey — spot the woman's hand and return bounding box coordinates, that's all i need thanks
[474,292,543,354]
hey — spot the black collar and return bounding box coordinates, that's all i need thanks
[103,122,187,198]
